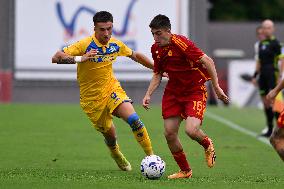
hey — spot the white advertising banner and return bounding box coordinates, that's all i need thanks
[15,0,189,80]
[228,60,260,107]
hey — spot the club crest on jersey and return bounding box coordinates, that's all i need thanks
[109,46,117,53]
[168,50,173,56]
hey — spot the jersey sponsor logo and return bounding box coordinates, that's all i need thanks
[89,55,116,63]
[85,43,119,63]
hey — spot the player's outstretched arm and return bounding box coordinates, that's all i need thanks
[52,49,98,64]
[52,51,76,64]
[200,54,230,104]
[129,51,154,70]
[143,73,162,110]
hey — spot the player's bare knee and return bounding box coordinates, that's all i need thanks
[164,131,177,142]
[185,125,199,139]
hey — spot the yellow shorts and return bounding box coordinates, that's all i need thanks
[80,84,131,133]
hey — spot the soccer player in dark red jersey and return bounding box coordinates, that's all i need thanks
[143,14,229,179]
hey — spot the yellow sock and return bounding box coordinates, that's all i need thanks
[107,143,121,157]
[133,127,154,156]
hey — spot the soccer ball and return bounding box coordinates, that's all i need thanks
[140,155,166,179]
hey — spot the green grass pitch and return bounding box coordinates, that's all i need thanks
[0,104,283,189]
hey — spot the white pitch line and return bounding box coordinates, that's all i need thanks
[206,111,270,146]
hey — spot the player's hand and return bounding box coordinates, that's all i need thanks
[251,78,258,87]
[162,72,169,78]
[214,85,230,104]
[266,89,277,104]
[81,49,98,62]
[142,95,151,110]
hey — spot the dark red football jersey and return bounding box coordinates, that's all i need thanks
[151,34,211,94]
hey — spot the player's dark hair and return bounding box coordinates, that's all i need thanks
[93,11,113,25]
[149,14,171,30]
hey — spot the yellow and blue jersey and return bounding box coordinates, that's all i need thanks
[63,34,132,102]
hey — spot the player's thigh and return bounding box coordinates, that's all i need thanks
[113,102,136,121]
[108,84,133,120]
[162,92,182,119]
[80,100,113,133]
[80,100,102,125]
[96,108,114,133]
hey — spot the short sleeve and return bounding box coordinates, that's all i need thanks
[273,40,281,56]
[172,35,204,63]
[63,40,84,56]
[117,41,133,57]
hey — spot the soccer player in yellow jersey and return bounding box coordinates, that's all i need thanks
[52,11,154,171]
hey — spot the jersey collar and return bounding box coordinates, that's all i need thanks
[158,34,173,48]
[92,34,111,48]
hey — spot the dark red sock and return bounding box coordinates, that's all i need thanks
[172,150,190,171]
[199,136,210,149]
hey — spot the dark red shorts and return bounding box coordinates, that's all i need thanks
[162,86,207,121]
[277,110,284,128]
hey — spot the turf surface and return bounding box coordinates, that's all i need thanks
[0,104,283,188]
